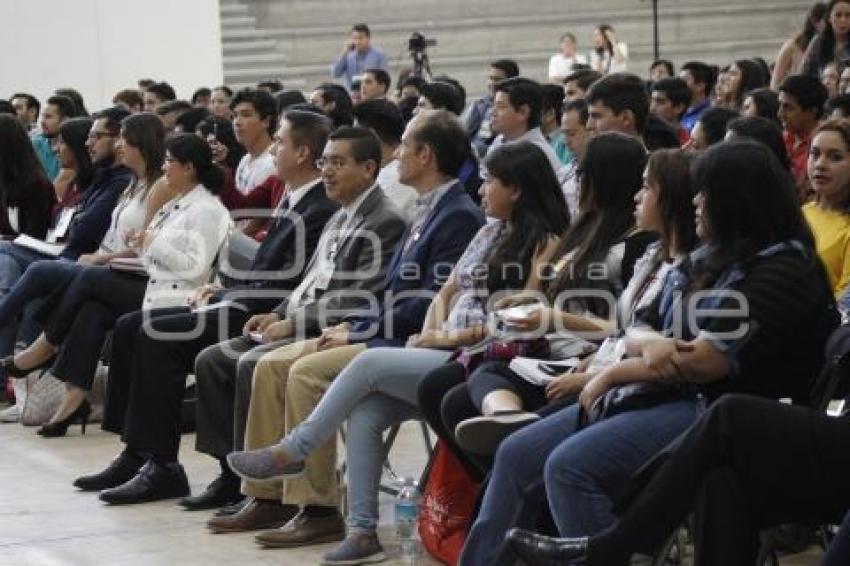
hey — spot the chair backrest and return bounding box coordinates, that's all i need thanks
[808,324,850,412]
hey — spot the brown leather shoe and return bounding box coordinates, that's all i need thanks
[255,510,346,548]
[206,498,298,534]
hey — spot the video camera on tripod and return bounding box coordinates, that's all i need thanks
[408,31,436,79]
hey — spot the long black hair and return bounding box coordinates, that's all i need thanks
[481,141,570,294]
[818,0,850,70]
[731,59,768,108]
[166,133,225,194]
[689,139,814,291]
[548,132,646,312]
[646,149,699,257]
[0,114,50,206]
[58,117,95,191]
[797,2,829,50]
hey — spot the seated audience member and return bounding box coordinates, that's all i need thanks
[330,23,389,91]
[222,88,280,237]
[71,111,339,506]
[0,115,57,240]
[649,59,675,82]
[196,115,247,200]
[548,32,587,83]
[137,78,155,91]
[421,134,660,466]
[0,113,169,423]
[829,93,850,117]
[715,59,768,111]
[203,115,479,544]
[0,106,132,369]
[460,139,837,565]
[562,69,602,103]
[51,117,96,217]
[644,115,682,150]
[142,81,177,112]
[257,79,284,94]
[803,119,850,302]
[824,62,842,98]
[541,84,571,164]
[310,83,354,129]
[686,106,739,151]
[360,68,391,101]
[227,141,567,564]
[399,75,427,100]
[778,74,829,190]
[33,95,76,181]
[840,64,850,94]
[416,81,465,116]
[803,0,850,77]
[273,90,307,115]
[589,24,628,74]
[585,73,648,141]
[650,77,691,145]
[9,93,39,132]
[0,101,13,115]
[740,87,781,125]
[192,87,212,108]
[679,61,715,132]
[112,89,144,113]
[771,2,828,89]
[561,99,590,168]
[725,116,792,172]
[507,394,849,566]
[55,88,88,117]
[432,75,467,105]
[5,133,231,439]
[155,100,192,136]
[209,86,234,119]
[463,58,520,158]
[181,126,406,528]
[352,98,418,218]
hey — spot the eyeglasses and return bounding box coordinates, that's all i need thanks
[88,131,117,141]
[315,156,350,170]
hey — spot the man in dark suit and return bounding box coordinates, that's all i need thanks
[70,111,340,505]
[220,110,484,548]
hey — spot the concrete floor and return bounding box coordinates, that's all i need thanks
[0,416,438,566]
[0,409,825,566]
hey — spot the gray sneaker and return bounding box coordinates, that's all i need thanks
[322,532,387,565]
[0,402,21,423]
[226,446,304,482]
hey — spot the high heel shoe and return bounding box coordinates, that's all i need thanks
[38,399,91,438]
[0,354,54,378]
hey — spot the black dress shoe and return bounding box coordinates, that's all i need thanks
[507,528,590,565]
[178,473,242,511]
[214,496,248,517]
[73,450,144,491]
[99,461,190,505]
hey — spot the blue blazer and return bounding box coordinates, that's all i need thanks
[351,182,485,347]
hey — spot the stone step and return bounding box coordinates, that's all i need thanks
[221,16,256,29]
[223,51,289,68]
[222,38,278,54]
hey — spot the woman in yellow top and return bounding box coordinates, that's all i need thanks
[804,118,850,302]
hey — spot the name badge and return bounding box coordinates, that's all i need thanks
[314,262,335,291]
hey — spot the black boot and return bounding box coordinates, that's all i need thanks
[73,449,144,491]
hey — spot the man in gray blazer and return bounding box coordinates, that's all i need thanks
[195,127,406,531]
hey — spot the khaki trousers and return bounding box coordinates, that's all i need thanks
[242,339,367,506]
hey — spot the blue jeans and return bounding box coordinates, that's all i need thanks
[279,347,452,532]
[459,399,701,566]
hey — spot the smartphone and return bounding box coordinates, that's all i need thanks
[249,331,264,343]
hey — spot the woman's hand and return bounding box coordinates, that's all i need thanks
[189,283,223,309]
[545,371,592,401]
[76,254,106,266]
[316,322,351,351]
[494,291,543,310]
[406,329,455,350]
[641,337,694,382]
[502,306,551,333]
[579,371,614,413]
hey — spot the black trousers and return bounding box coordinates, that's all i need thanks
[42,266,148,390]
[102,305,251,461]
[587,394,850,566]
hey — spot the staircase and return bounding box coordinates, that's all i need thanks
[220,0,811,97]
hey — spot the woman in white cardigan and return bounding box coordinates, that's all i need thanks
[5,134,232,436]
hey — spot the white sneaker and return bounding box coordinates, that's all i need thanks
[0,403,21,423]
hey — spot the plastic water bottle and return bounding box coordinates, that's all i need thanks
[394,477,421,562]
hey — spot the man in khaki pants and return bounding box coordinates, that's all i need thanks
[230,110,485,549]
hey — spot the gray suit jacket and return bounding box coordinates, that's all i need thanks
[273,186,406,334]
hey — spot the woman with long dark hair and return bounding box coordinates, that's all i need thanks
[772,2,828,88]
[716,59,768,111]
[456,139,838,566]
[2,134,231,437]
[803,0,850,77]
[52,118,95,217]
[223,141,569,563]
[0,115,56,240]
[588,24,628,74]
[740,87,781,126]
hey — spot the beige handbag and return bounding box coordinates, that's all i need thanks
[20,370,64,427]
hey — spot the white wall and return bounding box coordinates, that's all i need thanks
[0,0,223,111]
